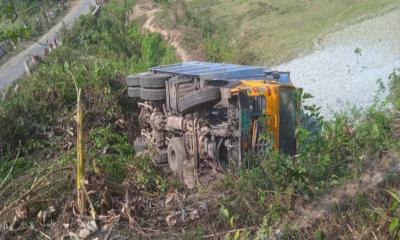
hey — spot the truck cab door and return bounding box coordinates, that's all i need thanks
[238,91,251,167]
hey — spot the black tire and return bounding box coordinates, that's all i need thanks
[167,138,186,181]
[178,87,221,113]
[140,73,170,89]
[126,74,141,87]
[127,87,140,98]
[140,88,166,101]
[172,77,195,98]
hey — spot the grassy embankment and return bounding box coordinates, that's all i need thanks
[0,0,399,238]
[0,0,176,237]
[156,0,400,65]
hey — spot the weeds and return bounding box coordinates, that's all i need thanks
[388,69,400,110]
[88,126,134,182]
[155,0,258,64]
[388,191,400,237]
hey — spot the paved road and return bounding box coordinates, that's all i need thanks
[0,0,96,91]
[278,8,400,116]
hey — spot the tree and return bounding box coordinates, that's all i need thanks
[0,0,31,42]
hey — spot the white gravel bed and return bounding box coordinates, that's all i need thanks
[278,8,400,116]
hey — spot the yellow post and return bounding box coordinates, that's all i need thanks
[70,70,86,215]
[76,88,86,214]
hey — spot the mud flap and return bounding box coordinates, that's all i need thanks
[238,91,251,168]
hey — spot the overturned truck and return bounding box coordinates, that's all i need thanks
[126,62,298,188]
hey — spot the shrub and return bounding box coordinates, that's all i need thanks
[89,126,134,182]
[388,69,400,110]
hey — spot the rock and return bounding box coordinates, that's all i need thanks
[78,228,91,239]
[87,220,98,232]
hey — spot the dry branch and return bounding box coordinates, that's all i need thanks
[0,147,20,189]
[201,226,259,239]
[0,167,72,218]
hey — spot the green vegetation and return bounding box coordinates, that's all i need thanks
[0,0,65,42]
[388,69,400,109]
[0,0,176,156]
[0,0,176,204]
[157,0,400,64]
[0,0,400,238]
[0,0,73,66]
[210,86,396,238]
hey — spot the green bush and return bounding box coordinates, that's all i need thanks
[128,155,169,192]
[212,93,394,239]
[203,35,233,63]
[388,69,400,109]
[268,101,392,195]
[217,88,394,232]
[89,126,133,182]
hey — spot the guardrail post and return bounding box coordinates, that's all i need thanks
[24,60,31,76]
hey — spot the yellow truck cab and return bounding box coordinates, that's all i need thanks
[230,79,298,155]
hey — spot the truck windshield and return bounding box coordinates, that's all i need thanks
[249,96,265,117]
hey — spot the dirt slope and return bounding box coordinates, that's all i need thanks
[292,152,400,230]
[130,0,196,62]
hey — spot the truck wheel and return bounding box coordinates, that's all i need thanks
[140,73,170,89]
[127,87,140,98]
[126,74,141,87]
[140,88,166,101]
[178,87,221,113]
[167,138,186,181]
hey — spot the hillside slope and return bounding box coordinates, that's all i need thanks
[155,0,400,65]
[1,1,400,239]
[130,0,196,61]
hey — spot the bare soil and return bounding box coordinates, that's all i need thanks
[130,0,199,62]
[293,152,400,230]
